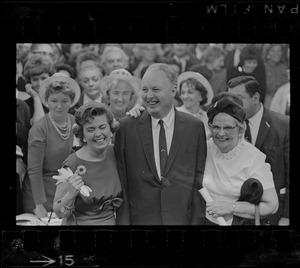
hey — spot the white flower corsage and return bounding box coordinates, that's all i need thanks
[52,165,92,197]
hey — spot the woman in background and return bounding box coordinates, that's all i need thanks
[263,44,289,108]
[22,73,80,218]
[100,68,141,121]
[176,71,214,139]
[23,54,55,124]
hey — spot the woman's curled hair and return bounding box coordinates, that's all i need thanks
[44,81,76,103]
[73,102,120,144]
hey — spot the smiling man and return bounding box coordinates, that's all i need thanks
[114,63,207,225]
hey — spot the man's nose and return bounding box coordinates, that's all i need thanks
[146,91,155,98]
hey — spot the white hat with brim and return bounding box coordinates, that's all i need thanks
[39,73,81,108]
[177,71,214,107]
[100,69,141,98]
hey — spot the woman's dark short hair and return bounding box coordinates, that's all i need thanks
[44,80,76,103]
[179,77,208,106]
[239,45,260,67]
[73,102,119,144]
[23,54,55,83]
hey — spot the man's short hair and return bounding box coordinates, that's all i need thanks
[145,63,178,89]
[227,76,261,98]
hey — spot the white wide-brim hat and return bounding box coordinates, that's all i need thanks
[39,73,81,108]
[100,68,141,97]
[177,71,214,107]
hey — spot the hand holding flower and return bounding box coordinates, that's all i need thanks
[68,174,84,196]
[52,165,92,197]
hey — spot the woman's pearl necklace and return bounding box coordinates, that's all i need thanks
[49,112,71,140]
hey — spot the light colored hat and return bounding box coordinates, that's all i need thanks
[39,72,81,107]
[177,71,214,107]
[100,68,141,97]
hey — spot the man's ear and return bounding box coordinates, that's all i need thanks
[253,92,260,103]
[171,85,177,96]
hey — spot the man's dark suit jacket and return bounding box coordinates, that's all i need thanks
[114,109,207,225]
[255,108,289,225]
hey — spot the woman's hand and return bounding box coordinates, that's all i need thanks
[206,201,234,218]
[68,174,84,197]
[25,83,39,98]
[33,204,48,218]
[126,104,145,118]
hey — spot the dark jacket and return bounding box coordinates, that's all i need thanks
[114,109,207,225]
[255,108,289,224]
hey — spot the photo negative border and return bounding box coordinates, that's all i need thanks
[3,0,300,267]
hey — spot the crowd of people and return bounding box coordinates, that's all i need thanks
[16,43,289,226]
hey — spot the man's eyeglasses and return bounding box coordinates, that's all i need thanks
[209,124,238,134]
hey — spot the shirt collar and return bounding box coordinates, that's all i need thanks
[248,102,263,126]
[152,107,175,129]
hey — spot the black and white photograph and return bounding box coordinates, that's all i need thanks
[3,0,299,267]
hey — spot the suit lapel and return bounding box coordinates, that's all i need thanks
[255,108,271,149]
[138,111,160,182]
[164,110,185,176]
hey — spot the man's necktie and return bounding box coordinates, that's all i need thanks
[159,120,168,178]
[245,119,252,143]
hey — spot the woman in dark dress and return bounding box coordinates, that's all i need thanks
[53,102,123,225]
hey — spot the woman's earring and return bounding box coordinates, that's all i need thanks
[83,137,86,143]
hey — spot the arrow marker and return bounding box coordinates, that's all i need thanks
[30,255,56,267]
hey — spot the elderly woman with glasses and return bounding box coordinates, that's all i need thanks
[202,92,278,225]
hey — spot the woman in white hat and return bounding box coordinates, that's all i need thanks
[22,73,81,219]
[100,68,141,121]
[176,71,214,139]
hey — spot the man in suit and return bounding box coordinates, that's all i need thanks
[227,76,289,225]
[114,63,207,225]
